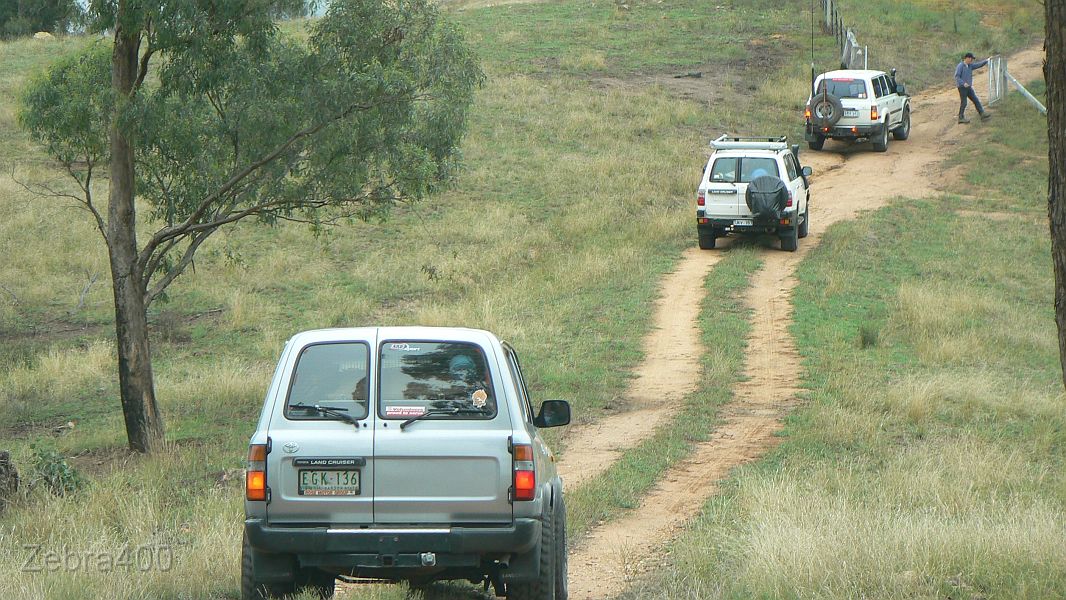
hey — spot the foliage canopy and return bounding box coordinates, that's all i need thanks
[21,0,483,306]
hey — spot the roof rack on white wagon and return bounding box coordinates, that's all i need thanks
[709,134,789,151]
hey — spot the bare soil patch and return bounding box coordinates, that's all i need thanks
[555,248,722,488]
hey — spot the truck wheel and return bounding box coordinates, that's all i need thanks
[509,508,556,600]
[808,93,844,127]
[798,205,809,239]
[241,533,293,600]
[554,495,568,600]
[698,231,716,250]
[807,135,825,151]
[294,568,336,599]
[892,107,911,140]
[872,124,889,152]
[780,225,798,252]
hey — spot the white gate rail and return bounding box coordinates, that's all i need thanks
[988,55,1047,115]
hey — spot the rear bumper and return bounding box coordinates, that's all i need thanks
[696,213,796,235]
[246,518,540,556]
[806,121,885,141]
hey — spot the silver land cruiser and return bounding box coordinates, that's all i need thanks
[242,327,571,599]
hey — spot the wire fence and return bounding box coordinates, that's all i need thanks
[819,0,866,70]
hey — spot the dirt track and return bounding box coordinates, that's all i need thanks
[562,46,1046,599]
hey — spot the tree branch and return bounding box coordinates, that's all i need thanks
[137,96,397,272]
[133,17,154,92]
[73,271,99,313]
[142,235,181,290]
[145,231,213,307]
[0,282,18,304]
[10,164,108,244]
[80,156,108,242]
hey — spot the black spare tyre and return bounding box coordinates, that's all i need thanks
[807,92,844,127]
[745,175,789,220]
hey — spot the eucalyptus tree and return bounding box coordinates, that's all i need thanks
[1049,0,1066,388]
[19,0,482,452]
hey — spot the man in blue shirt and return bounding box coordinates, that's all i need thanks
[955,52,991,124]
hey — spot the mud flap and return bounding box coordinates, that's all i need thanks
[500,542,541,583]
[253,549,297,582]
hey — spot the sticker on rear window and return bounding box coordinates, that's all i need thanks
[385,406,426,417]
[471,389,488,408]
[389,343,421,352]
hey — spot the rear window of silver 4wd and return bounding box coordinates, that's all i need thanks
[817,78,868,99]
[285,342,370,420]
[378,341,497,420]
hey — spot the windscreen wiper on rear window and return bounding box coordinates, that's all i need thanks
[399,407,492,430]
[289,403,360,428]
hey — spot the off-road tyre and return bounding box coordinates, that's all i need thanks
[892,107,911,140]
[698,232,716,250]
[798,204,809,239]
[807,135,825,151]
[872,123,889,152]
[241,533,294,600]
[294,568,336,599]
[808,93,844,127]
[554,494,568,600]
[780,225,798,252]
[508,506,556,600]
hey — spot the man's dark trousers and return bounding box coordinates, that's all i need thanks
[958,85,984,118]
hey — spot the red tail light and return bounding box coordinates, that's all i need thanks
[786,191,794,207]
[871,106,879,121]
[512,443,535,501]
[804,107,812,120]
[246,443,268,501]
[697,192,706,206]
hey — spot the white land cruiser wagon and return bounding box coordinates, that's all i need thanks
[805,69,911,152]
[696,135,813,252]
[243,327,571,600]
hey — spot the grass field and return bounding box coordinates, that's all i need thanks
[0,0,1050,597]
[622,86,1062,599]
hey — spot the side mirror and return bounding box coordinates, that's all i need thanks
[533,400,571,428]
[801,166,813,177]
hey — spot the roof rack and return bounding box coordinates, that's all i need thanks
[709,134,788,151]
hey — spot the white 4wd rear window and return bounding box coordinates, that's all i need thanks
[378,341,497,420]
[710,157,780,183]
[817,78,868,99]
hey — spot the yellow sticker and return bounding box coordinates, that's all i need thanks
[471,389,488,408]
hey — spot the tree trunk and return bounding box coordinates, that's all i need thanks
[108,23,165,453]
[1049,0,1066,390]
